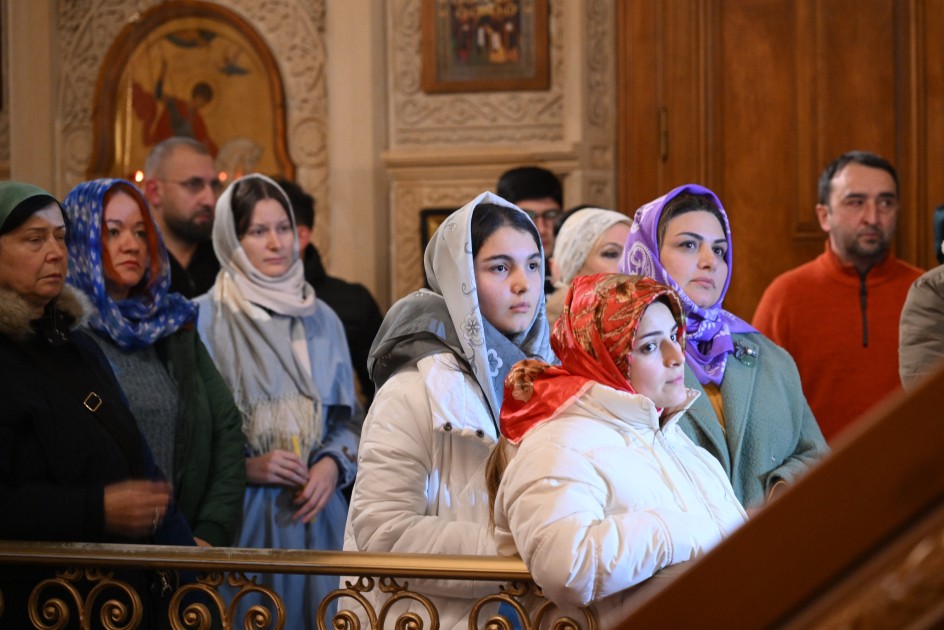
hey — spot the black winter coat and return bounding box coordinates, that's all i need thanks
[0,287,193,628]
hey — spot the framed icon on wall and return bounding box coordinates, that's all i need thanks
[421,0,550,93]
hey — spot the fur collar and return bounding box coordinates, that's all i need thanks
[0,285,92,341]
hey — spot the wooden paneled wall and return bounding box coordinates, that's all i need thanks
[617,0,944,318]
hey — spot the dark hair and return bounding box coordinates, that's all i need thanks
[231,178,292,238]
[496,166,563,208]
[817,151,898,205]
[471,202,542,258]
[0,194,62,236]
[191,82,214,103]
[273,178,315,229]
[656,193,727,249]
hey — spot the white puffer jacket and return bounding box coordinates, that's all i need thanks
[493,383,747,620]
[342,353,500,630]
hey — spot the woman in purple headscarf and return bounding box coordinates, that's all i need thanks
[620,184,827,509]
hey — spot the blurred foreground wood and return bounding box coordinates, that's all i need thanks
[616,362,944,629]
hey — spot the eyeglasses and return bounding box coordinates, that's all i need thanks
[161,177,223,195]
[523,209,562,223]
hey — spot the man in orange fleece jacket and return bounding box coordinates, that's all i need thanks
[753,151,922,442]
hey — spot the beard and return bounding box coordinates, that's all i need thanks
[840,229,890,269]
[164,208,213,243]
[850,231,889,260]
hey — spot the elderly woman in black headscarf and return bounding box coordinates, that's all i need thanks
[0,181,193,628]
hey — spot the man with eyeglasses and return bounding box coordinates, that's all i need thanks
[143,137,222,298]
[753,151,923,442]
[497,165,564,295]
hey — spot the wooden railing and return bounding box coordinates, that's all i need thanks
[8,369,944,629]
[615,361,944,629]
[0,542,596,629]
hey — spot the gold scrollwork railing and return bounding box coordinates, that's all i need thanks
[0,541,597,629]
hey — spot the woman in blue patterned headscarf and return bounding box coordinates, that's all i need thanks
[65,179,195,346]
[63,178,245,548]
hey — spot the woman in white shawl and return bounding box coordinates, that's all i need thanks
[545,207,631,324]
[342,192,554,629]
[193,174,358,629]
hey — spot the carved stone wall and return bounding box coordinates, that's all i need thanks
[385,0,616,299]
[581,0,617,212]
[37,0,614,299]
[387,1,564,148]
[54,0,333,254]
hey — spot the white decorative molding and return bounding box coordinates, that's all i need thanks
[388,0,565,148]
[585,0,613,131]
[55,0,332,253]
[390,183,426,298]
[384,0,617,297]
[572,0,616,210]
[391,180,497,298]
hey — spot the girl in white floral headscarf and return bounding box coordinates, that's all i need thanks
[342,191,554,630]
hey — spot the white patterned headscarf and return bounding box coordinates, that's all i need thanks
[369,192,554,424]
[204,173,322,456]
[554,207,631,285]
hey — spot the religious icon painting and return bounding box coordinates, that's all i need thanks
[88,1,294,183]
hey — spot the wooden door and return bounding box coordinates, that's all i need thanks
[617,0,942,318]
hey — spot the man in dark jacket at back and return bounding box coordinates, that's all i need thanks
[275,179,384,406]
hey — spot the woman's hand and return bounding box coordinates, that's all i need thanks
[103,480,172,538]
[293,457,339,524]
[245,449,309,487]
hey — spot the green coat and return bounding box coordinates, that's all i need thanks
[155,326,246,546]
[679,332,828,509]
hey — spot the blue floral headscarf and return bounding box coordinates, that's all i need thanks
[63,178,196,350]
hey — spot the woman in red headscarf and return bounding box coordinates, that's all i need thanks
[487,273,747,622]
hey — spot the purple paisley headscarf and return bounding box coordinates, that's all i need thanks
[619,184,757,385]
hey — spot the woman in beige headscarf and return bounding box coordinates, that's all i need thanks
[194,174,358,628]
[545,207,631,324]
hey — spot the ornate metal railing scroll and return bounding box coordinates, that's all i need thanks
[0,542,597,629]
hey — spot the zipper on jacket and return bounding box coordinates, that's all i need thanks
[858,268,869,347]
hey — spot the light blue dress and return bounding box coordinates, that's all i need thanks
[195,295,359,629]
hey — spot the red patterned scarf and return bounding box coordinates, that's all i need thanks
[500,273,686,444]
